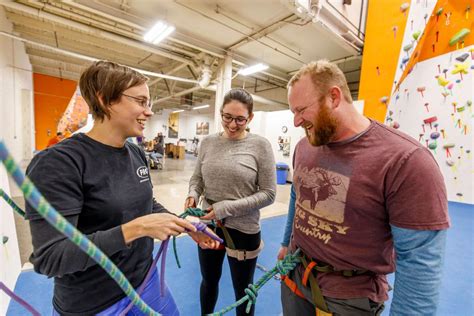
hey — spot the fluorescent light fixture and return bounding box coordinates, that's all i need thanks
[144,21,175,44]
[238,63,269,76]
[192,104,210,110]
[172,109,185,113]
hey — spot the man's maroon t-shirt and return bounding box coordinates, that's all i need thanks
[291,120,450,302]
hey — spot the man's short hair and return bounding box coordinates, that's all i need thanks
[288,60,352,103]
[79,61,148,121]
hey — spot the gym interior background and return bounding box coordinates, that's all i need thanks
[0,0,472,315]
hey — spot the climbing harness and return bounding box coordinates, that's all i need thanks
[205,198,264,261]
[282,249,373,316]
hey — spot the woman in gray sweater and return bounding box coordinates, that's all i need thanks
[185,88,276,315]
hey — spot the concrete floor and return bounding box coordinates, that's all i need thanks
[13,154,290,267]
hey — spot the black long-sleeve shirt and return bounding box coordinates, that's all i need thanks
[25,134,167,316]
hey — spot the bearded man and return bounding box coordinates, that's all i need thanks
[280,60,450,316]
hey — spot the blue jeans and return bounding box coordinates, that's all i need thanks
[53,267,179,316]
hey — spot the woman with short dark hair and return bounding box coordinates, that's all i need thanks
[25,60,214,315]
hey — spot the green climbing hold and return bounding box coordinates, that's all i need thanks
[2,236,8,244]
[449,28,470,46]
[413,31,421,41]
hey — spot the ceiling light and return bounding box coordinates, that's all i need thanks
[238,63,269,76]
[172,109,185,113]
[144,21,175,44]
[192,105,209,110]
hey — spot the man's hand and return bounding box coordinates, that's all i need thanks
[277,246,288,260]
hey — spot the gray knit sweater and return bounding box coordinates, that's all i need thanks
[188,133,276,234]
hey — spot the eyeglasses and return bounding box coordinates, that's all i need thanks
[221,112,249,125]
[122,93,152,110]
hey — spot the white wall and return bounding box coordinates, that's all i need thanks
[249,110,306,181]
[145,110,215,150]
[0,166,22,315]
[0,7,32,312]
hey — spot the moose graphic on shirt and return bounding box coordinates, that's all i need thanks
[295,166,348,224]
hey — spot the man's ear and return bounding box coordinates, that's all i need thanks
[329,86,342,109]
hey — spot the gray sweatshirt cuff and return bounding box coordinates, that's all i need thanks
[213,201,230,220]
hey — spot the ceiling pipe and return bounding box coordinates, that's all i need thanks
[227,13,297,51]
[3,0,289,83]
[203,85,288,108]
[58,0,197,58]
[0,1,194,65]
[175,0,306,65]
[153,86,202,105]
[0,31,199,84]
[58,0,290,82]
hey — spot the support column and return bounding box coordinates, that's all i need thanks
[213,53,233,133]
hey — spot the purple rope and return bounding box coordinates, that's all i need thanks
[193,221,224,243]
[0,282,40,316]
[119,239,169,316]
[119,221,222,315]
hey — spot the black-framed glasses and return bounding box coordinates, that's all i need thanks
[122,93,152,110]
[221,112,249,125]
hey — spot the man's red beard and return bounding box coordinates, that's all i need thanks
[304,103,338,146]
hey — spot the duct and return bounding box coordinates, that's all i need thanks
[198,65,212,88]
[0,1,194,65]
[154,62,213,105]
[0,31,199,84]
[285,0,362,54]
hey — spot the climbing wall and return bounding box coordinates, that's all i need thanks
[386,0,474,204]
[0,166,21,314]
[57,86,89,135]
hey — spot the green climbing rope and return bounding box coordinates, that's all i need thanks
[0,187,26,217]
[0,141,160,316]
[208,249,302,315]
[173,207,207,268]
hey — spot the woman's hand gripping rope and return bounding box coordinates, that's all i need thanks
[172,207,223,268]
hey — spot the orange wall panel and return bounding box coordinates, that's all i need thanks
[358,0,409,122]
[33,73,77,150]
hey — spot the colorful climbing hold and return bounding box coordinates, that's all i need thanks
[449,28,470,46]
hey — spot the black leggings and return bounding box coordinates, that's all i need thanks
[198,226,261,316]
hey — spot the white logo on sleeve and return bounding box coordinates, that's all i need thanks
[136,166,150,182]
